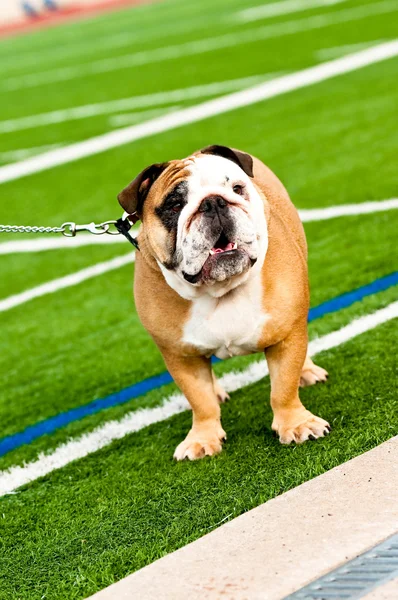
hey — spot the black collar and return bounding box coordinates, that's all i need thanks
[115,215,140,251]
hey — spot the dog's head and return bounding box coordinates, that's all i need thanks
[118,145,268,299]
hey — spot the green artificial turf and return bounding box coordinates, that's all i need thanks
[0,0,397,597]
[0,211,396,444]
[0,283,396,476]
[0,322,397,600]
[0,245,130,300]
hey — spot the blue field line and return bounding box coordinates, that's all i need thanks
[0,271,397,458]
[307,272,398,321]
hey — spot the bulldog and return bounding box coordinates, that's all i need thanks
[118,145,330,460]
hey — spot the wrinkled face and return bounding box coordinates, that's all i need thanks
[120,149,268,300]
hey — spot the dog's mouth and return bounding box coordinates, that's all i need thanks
[209,231,237,255]
[183,231,254,284]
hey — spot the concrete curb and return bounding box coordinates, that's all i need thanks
[88,436,398,600]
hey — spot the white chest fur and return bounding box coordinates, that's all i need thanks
[182,273,269,359]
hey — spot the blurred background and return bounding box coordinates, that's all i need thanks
[0,0,128,27]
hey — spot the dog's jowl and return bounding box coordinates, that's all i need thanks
[118,145,330,460]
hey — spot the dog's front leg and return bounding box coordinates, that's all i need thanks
[161,351,226,460]
[265,327,331,444]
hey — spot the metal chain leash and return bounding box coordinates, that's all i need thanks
[0,213,140,249]
[0,220,121,237]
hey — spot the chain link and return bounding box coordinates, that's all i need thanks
[0,220,121,237]
[0,224,66,234]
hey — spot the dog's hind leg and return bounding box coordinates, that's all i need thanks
[212,371,230,403]
[300,355,329,387]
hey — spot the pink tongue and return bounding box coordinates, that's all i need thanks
[212,242,234,254]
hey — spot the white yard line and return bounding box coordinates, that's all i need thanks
[3,1,396,92]
[0,75,270,134]
[0,31,136,74]
[236,0,348,23]
[108,105,182,127]
[0,253,135,313]
[299,197,398,222]
[0,27,186,75]
[1,198,397,255]
[0,233,127,254]
[0,40,397,186]
[316,38,387,60]
[0,300,397,496]
[0,144,63,163]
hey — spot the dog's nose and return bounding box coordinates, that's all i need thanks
[199,195,227,214]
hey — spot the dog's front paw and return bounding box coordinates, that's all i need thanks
[272,409,331,444]
[174,422,226,460]
[300,362,328,387]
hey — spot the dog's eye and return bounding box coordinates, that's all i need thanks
[171,202,183,213]
[233,184,244,195]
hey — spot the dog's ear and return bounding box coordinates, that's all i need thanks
[118,162,169,219]
[200,145,254,178]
